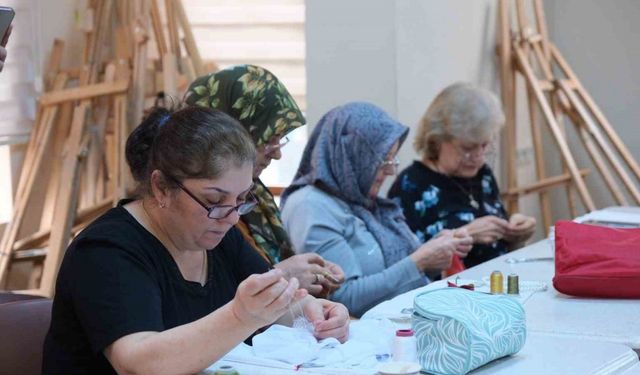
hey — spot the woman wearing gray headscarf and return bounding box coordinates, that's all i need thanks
[280,102,473,317]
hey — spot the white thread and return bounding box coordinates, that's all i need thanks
[392,329,417,363]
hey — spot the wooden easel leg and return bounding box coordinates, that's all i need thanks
[558,80,640,204]
[112,93,128,201]
[174,0,208,75]
[0,76,68,285]
[498,0,519,215]
[514,45,596,211]
[526,85,552,234]
[551,44,640,183]
[162,52,178,100]
[40,102,92,297]
[550,94,578,218]
[39,101,74,231]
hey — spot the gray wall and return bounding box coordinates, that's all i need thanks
[546,0,640,161]
[545,0,640,210]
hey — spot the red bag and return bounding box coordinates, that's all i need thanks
[553,220,640,298]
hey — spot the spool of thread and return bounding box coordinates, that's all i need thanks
[507,273,520,295]
[490,270,504,294]
[213,365,240,375]
[393,329,417,363]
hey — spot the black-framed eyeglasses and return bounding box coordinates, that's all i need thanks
[166,174,258,219]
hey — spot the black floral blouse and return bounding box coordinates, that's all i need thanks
[388,161,508,268]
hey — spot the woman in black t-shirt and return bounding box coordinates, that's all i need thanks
[389,83,537,269]
[42,106,350,375]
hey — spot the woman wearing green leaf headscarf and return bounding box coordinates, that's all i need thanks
[185,65,344,297]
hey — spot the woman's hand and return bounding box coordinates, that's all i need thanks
[231,269,307,328]
[450,228,473,257]
[411,231,453,271]
[274,254,344,296]
[462,215,510,244]
[320,260,345,296]
[302,297,350,343]
[504,213,536,248]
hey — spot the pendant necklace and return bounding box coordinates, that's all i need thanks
[450,178,480,210]
[432,161,479,210]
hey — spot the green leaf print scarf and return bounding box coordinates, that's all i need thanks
[185,65,304,264]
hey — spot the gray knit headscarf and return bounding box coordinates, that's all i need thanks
[281,102,421,266]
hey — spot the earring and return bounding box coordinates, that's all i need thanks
[159,202,166,208]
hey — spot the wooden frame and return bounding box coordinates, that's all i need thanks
[1,0,209,295]
[497,0,640,232]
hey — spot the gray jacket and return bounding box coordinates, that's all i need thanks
[281,185,427,317]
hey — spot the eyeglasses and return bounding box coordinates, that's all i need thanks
[262,136,290,154]
[379,156,400,173]
[166,175,258,219]
[452,141,495,161]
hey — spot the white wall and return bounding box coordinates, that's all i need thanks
[36,0,83,76]
[306,0,640,240]
[306,0,514,197]
[305,0,397,126]
[393,0,500,169]
[307,0,509,178]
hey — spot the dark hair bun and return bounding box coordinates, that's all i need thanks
[125,107,171,182]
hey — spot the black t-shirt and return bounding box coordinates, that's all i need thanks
[42,202,270,374]
[388,161,508,268]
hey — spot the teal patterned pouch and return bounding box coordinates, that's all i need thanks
[412,288,526,375]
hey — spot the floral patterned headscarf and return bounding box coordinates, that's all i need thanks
[185,65,305,263]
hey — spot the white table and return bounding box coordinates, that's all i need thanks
[206,207,640,374]
[363,236,640,350]
[623,363,640,375]
[454,238,640,349]
[471,333,638,375]
[205,333,638,375]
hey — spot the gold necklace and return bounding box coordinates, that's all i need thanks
[431,160,480,210]
[449,177,480,210]
[141,200,207,285]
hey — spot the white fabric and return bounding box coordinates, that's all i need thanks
[207,319,396,372]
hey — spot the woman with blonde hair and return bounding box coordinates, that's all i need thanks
[389,82,536,268]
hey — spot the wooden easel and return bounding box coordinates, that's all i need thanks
[0,0,211,296]
[497,0,640,233]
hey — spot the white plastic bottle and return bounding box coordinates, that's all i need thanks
[392,329,417,363]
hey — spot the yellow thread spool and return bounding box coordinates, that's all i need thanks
[490,270,504,294]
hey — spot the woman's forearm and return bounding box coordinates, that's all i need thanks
[332,257,424,317]
[105,302,258,375]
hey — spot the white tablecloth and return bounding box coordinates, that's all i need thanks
[204,207,640,374]
[452,238,640,349]
[204,333,638,375]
